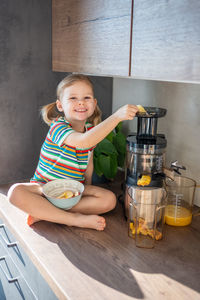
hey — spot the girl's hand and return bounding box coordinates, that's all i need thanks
[114,104,138,121]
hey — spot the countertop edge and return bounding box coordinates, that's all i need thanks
[0,193,69,300]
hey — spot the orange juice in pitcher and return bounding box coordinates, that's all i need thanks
[165,176,196,227]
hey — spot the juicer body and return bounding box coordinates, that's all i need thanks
[124,133,167,217]
[126,134,166,187]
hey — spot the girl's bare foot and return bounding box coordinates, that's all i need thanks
[27,213,106,231]
[27,215,41,226]
[71,213,106,231]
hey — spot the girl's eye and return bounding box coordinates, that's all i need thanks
[67,96,93,102]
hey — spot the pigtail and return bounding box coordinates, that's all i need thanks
[41,102,63,126]
[88,104,102,126]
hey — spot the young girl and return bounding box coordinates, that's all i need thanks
[8,74,138,231]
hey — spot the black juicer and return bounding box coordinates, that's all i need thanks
[124,107,186,248]
[124,107,168,219]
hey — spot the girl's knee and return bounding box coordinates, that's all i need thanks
[104,191,117,211]
[7,183,25,206]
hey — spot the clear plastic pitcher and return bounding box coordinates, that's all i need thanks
[128,187,166,249]
[165,176,196,226]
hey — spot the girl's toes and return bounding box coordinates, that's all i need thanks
[97,217,106,230]
[97,225,104,231]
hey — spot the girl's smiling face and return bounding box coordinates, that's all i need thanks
[56,81,97,123]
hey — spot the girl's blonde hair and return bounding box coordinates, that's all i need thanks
[41,74,102,126]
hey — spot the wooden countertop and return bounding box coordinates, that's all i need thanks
[0,181,200,300]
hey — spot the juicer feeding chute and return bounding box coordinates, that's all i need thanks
[136,107,167,138]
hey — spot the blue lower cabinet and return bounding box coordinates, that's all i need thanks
[0,221,58,300]
[0,255,37,300]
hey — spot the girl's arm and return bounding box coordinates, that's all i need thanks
[64,104,138,149]
[84,152,94,185]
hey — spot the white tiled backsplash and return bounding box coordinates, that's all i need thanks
[112,78,200,206]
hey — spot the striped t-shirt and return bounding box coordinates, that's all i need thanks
[30,117,95,184]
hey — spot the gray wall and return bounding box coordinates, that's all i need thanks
[0,0,112,185]
[113,78,200,206]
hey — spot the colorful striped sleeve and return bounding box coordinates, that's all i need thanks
[49,120,75,147]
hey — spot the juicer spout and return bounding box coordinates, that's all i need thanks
[163,161,186,181]
[170,160,186,175]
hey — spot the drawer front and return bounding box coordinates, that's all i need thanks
[0,221,58,300]
[0,253,37,300]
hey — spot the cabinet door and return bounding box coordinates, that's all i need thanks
[131,0,200,83]
[0,254,37,300]
[0,222,58,300]
[52,0,132,76]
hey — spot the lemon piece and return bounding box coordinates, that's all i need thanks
[130,222,134,230]
[130,217,162,240]
[137,175,151,186]
[57,190,74,199]
[155,230,162,240]
[64,190,74,199]
[57,191,67,199]
[137,105,147,113]
[129,222,136,235]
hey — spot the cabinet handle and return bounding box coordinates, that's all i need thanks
[0,223,18,247]
[0,256,19,283]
